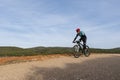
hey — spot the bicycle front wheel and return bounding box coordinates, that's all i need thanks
[73,45,81,58]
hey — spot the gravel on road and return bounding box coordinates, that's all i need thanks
[0,54,120,80]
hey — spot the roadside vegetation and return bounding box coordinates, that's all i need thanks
[0,47,120,57]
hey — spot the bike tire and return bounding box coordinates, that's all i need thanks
[84,46,90,57]
[73,45,81,58]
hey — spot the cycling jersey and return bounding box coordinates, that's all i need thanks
[77,31,85,37]
[73,31,86,41]
[73,31,87,49]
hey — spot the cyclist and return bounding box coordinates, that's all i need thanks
[73,28,87,49]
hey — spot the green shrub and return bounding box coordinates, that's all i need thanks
[0,47,119,57]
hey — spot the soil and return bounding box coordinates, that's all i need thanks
[0,54,120,80]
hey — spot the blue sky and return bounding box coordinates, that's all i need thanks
[0,0,120,48]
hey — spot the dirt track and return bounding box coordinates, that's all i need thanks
[0,54,120,80]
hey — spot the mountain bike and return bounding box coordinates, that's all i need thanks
[73,41,90,58]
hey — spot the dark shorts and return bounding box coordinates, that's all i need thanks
[80,35,87,44]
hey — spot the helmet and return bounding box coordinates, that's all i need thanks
[76,28,80,32]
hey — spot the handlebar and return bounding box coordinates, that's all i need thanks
[73,41,84,48]
[73,41,80,44]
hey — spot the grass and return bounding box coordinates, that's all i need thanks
[0,46,120,57]
[90,48,120,53]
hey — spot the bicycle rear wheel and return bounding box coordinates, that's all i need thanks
[73,45,81,58]
[84,46,90,57]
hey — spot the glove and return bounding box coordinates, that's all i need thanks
[72,41,75,43]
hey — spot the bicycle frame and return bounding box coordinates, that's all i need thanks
[75,41,84,50]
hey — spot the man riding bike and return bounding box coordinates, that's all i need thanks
[73,28,87,50]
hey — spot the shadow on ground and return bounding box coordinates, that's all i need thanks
[26,55,120,80]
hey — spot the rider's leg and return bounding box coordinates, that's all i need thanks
[83,36,87,50]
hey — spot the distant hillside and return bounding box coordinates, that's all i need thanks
[0,46,120,57]
[90,48,120,53]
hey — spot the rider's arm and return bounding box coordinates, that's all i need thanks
[73,33,79,42]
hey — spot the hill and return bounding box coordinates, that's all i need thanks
[0,46,120,57]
